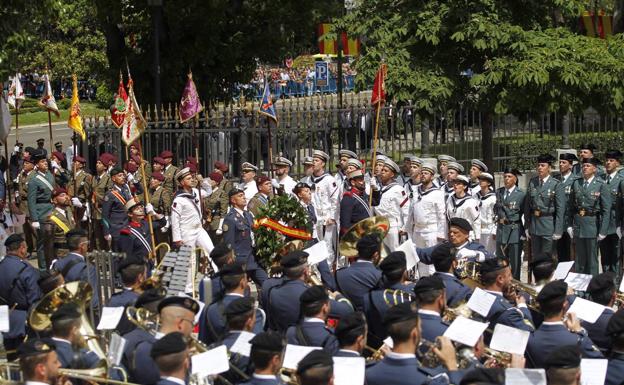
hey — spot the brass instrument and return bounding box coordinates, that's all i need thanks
[152,242,171,260]
[510,279,539,310]
[279,368,298,385]
[126,306,160,333]
[418,339,478,369]
[442,302,473,323]
[364,344,387,362]
[483,347,512,368]
[616,292,624,308]
[382,289,415,306]
[339,216,390,260]
[188,335,250,383]
[58,361,140,385]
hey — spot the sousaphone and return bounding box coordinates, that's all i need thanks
[339,216,390,261]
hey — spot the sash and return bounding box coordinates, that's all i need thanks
[36,174,54,191]
[110,189,127,205]
[50,214,70,234]
[352,193,373,217]
[130,227,152,253]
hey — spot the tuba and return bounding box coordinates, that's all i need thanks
[339,216,390,263]
[125,306,160,334]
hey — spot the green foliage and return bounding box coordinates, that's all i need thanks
[95,82,113,109]
[339,0,624,115]
[254,194,312,269]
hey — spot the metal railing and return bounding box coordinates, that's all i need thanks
[82,95,624,177]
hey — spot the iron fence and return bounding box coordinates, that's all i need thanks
[82,94,624,177]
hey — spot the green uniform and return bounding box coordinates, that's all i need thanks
[495,186,526,279]
[27,170,56,269]
[42,207,75,264]
[599,171,623,274]
[555,172,580,263]
[568,176,611,275]
[91,171,112,250]
[150,185,172,251]
[247,192,269,218]
[67,169,93,229]
[525,175,566,257]
[17,170,36,253]
[162,164,179,194]
[203,186,228,244]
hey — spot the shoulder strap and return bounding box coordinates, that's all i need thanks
[295,325,311,346]
[61,258,84,278]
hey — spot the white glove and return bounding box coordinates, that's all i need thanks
[127,173,135,183]
[51,160,60,169]
[271,179,281,189]
[160,226,168,233]
[598,234,606,241]
[104,234,112,241]
[617,227,622,239]
[31,221,40,230]
[145,203,155,215]
[552,233,562,241]
[567,227,573,238]
[13,145,19,153]
[370,178,379,191]
[524,230,530,240]
[71,197,83,208]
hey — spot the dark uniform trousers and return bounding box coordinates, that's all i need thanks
[606,352,624,385]
[222,208,268,286]
[495,187,525,280]
[555,173,577,263]
[526,323,603,368]
[286,320,339,354]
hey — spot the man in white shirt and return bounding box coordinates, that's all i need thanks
[273,156,297,195]
[311,150,340,264]
[374,158,409,251]
[240,162,259,202]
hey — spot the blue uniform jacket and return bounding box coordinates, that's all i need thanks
[418,312,449,345]
[606,352,624,385]
[417,241,493,265]
[339,188,379,236]
[223,208,258,269]
[155,378,185,385]
[132,338,159,385]
[286,319,339,354]
[0,255,41,338]
[54,252,99,308]
[53,338,100,369]
[483,292,534,337]
[121,327,154,380]
[263,278,352,332]
[106,289,139,336]
[240,375,285,385]
[581,307,614,354]
[101,185,132,237]
[335,261,382,311]
[334,349,361,358]
[433,272,472,307]
[365,355,453,385]
[198,293,264,345]
[118,218,165,261]
[526,323,603,368]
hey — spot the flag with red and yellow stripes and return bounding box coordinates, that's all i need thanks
[317,23,360,56]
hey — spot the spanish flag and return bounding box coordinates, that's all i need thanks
[318,23,360,56]
[68,74,85,140]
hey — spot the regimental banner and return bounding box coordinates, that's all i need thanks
[580,10,613,38]
[317,23,360,56]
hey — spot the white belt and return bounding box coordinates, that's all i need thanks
[181,223,201,230]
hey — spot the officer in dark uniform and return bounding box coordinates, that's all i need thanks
[495,167,526,279]
[217,298,256,384]
[286,285,339,354]
[296,350,334,385]
[132,296,199,385]
[53,229,98,307]
[28,148,56,269]
[606,309,624,385]
[102,166,132,251]
[334,311,367,357]
[582,273,617,354]
[479,258,534,339]
[339,170,380,237]
[198,243,235,304]
[413,277,448,348]
[150,332,191,385]
[377,251,415,292]
[197,262,264,345]
[543,345,582,385]
[118,198,166,262]
[573,143,607,179]
[240,331,286,385]
[106,255,146,335]
[0,234,42,352]
[335,234,383,311]
[262,251,352,332]
[600,150,624,275]
[223,188,268,286]
[526,280,602,368]
[555,152,579,263]
[567,157,611,275]
[430,242,472,307]
[17,338,60,384]
[525,154,565,257]
[49,303,100,369]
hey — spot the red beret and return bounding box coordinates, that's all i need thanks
[187,163,198,173]
[153,157,166,166]
[130,154,142,164]
[160,150,174,159]
[23,155,34,164]
[73,155,86,163]
[214,161,228,173]
[52,186,67,197]
[186,156,198,165]
[51,151,65,162]
[124,162,138,173]
[208,172,223,184]
[256,175,271,187]
[151,172,164,182]
[99,153,115,165]
[129,140,140,149]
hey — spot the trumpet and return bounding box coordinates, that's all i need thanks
[483,347,512,368]
[364,344,387,362]
[279,368,298,385]
[510,279,539,310]
[442,302,473,323]
[126,306,160,334]
[418,339,477,369]
[58,360,139,385]
[615,293,624,309]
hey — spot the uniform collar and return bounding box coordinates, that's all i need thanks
[584,175,595,184]
[130,221,142,228]
[161,377,186,385]
[386,351,416,360]
[303,317,325,324]
[253,374,279,380]
[417,309,441,317]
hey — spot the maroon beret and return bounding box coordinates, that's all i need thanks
[214,161,228,173]
[160,150,174,159]
[73,155,86,164]
[52,186,67,197]
[124,162,138,173]
[186,156,198,165]
[51,151,65,162]
[256,175,271,187]
[208,172,223,184]
[153,157,166,166]
[98,153,112,164]
[151,172,164,182]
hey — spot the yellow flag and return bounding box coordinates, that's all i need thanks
[68,74,85,140]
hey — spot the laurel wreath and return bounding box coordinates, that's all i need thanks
[254,194,312,268]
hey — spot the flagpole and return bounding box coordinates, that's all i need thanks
[4,141,13,219]
[193,113,205,222]
[369,64,385,207]
[48,110,54,153]
[137,140,157,258]
[15,107,19,144]
[72,132,80,225]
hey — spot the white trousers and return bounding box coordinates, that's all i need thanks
[413,232,437,277]
[481,234,496,254]
[383,226,400,253]
[319,223,337,265]
[181,228,215,293]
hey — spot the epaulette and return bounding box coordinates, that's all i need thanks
[120,228,131,236]
[342,191,353,198]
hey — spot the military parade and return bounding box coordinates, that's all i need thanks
[6,1,624,385]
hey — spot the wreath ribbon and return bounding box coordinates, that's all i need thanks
[254,217,312,240]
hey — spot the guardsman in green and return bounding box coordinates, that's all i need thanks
[160,150,179,194]
[214,161,234,195]
[27,148,56,269]
[555,152,579,263]
[91,153,113,250]
[203,171,229,244]
[17,155,37,255]
[42,187,75,265]
[67,155,93,231]
[573,143,607,179]
[149,171,171,250]
[247,175,272,217]
[567,157,611,275]
[495,167,526,280]
[599,150,624,274]
[525,154,566,257]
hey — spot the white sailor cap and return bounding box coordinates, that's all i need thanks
[447,161,464,173]
[274,157,292,167]
[437,154,456,163]
[241,162,259,172]
[454,174,470,184]
[339,149,358,160]
[302,156,314,166]
[346,158,363,169]
[421,162,436,174]
[383,159,401,174]
[312,150,330,163]
[477,172,494,183]
[471,159,488,172]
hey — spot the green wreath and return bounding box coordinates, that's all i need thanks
[254,194,312,269]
